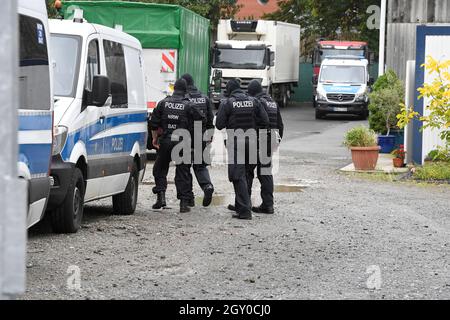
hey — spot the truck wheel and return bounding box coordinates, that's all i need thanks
[113,162,138,215]
[281,91,288,108]
[51,168,85,234]
[278,86,287,108]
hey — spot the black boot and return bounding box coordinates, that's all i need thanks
[252,205,274,214]
[188,198,195,207]
[152,192,166,209]
[227,204,236,211]
[202,184,214,207]
[232,212,252,220]
[180,199,191,213]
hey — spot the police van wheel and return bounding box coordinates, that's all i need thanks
[315,109,325,120]
[51,168,85,234]
[113,162,138,215]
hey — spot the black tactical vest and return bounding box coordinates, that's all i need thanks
[187,90,208,127]
[228,94,257,130]
[160,95,189,137]
[259,94,279,129]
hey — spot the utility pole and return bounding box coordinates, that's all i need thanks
[378,0,387,76]
[0,0,27,300]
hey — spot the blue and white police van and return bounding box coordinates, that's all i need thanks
[315,56,373,120]
[18,0,54,228]
[47,14,148,233]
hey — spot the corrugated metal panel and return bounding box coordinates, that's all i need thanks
[386,23,418,80]
[388,0,450,23]
[387,0,450,80]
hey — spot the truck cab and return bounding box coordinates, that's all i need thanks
[315,56,372,120]
[211,19,300,109]
[18,0,54,228]
[211,40,273,102]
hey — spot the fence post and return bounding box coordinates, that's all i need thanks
[0,0,28,300]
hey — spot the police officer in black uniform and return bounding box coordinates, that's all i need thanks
[246,80,284,214]
[180,74,215,207]
[149,79,203,213]
[216,79,269,220]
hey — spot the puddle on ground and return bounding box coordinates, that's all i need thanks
[194,185,305,207]
[141,181,174,186]
[195,195,230,207]
[274,184,306,193]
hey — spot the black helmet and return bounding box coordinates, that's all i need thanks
[225,78,240,97]
[180,73,194,87]
[247,79,263,97]
[174,78,187,93]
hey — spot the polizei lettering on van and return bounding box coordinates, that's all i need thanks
[232,101,253,108]
[165,102,185,110]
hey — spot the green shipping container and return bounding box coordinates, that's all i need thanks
[61,1,211,94]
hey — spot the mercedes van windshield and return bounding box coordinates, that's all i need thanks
[320,65,366,84]
[50,34,81,97]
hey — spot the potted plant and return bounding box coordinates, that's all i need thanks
[344,126,380,170]
[368,70,405,153]
[391,145,406,168]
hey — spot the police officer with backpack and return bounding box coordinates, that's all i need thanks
[149,79,204,213]
[181,74,215,207]
[216,79,269,220]
[246,80,284,214]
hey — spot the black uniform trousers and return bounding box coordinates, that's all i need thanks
[152,137,192,201]
[191,141,213,191]
[227,138,252,216]
[246,134,276,208]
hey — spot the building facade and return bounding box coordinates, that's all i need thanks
[236,0,279,20]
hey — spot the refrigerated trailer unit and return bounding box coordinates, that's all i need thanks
[211,19,300,108]
[61,1,210,113]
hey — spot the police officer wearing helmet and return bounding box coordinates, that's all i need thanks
[180,73,215,207]
[246,80,284,214]
[216,79,269,220]
[149,79,204,213]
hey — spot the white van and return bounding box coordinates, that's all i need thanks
[47,17,148,233]
[315,56,373,120]
[18,0,54,228]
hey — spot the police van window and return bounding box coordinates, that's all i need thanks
[103,40,128,107]
[50,34,81,97]
[19,14,51,110]
[85,40,100,92]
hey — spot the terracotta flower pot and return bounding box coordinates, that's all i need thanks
[350,146,381,170]
[393,157,405,168]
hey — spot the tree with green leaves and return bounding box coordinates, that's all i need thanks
[264,0,380,57]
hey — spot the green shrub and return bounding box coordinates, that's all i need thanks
[343,126,378,148]
[414,162,450,181]
[368,70,405,135]
[426,146,450,162]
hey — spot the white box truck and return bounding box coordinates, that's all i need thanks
[211,19,300,108]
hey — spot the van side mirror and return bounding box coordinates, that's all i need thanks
[91,75,110,107]
[368,77,375,86]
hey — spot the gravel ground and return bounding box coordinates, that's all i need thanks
[24,105,450,300]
